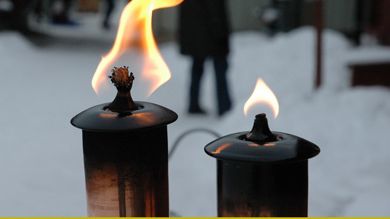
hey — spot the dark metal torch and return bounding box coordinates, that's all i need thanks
[71,67,177,217]
[205,113,320,217]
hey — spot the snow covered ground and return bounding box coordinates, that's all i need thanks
[0,24,390,216]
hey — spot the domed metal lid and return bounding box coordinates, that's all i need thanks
[71,67,177,132]
[204,114,320,163]
[71,101,177,132]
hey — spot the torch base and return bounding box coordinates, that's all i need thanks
[217,160,308,217]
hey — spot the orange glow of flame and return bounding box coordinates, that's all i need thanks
[243,78,279,118]
[92,0,183,95]
[212,143,231,155]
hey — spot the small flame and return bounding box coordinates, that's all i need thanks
[92,0,183,95]
[243,78,279,118]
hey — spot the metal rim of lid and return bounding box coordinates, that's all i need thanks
[204,131,320,163]
[71,101,178,132]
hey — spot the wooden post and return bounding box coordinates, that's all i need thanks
[314,0,323,89]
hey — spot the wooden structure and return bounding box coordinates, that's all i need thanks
[349,62,390,87]
[78,0,100,12]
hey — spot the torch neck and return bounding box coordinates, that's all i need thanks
[107,90,138,113]
[245,113,277,143]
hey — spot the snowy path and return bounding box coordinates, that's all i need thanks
[0,27,390,216]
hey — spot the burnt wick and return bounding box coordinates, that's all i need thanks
[106,66,139,113]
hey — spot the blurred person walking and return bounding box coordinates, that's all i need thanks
[50,0,76,25]
[372,0,390,45]
[1,0,35,32]
[102,0,131,30]
[178,0,232,116]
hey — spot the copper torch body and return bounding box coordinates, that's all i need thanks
[217,160,308,216]
[82,127,169,217]
[72,68,177,217]
[205,114,320,217]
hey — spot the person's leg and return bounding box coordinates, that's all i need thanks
[11,0,33,31]
[51,0,77,24]
[61,0,73,19]
[212,55,232,116]
[33,0,44,22]
[189,56,206,114]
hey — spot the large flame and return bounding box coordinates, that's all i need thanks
[243,78,279,118]
[92,0,183,95]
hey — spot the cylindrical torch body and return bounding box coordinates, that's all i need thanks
[205,115,319,217]
[82,126,169,217]
[217,160,308,217]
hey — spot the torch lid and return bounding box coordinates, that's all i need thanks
[71,101,178,132]
[71,67,177,132]
[204,114,320,163]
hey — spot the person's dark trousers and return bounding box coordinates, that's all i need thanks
[189,55,232,115]
[213,55,232,115]
[189,56,206,113]
[11,0,34,31]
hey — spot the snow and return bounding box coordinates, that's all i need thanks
[1,25,390,216]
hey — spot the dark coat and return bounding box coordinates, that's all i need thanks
[178,0,230,57]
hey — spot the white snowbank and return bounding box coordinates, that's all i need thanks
[0,27,390,216]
